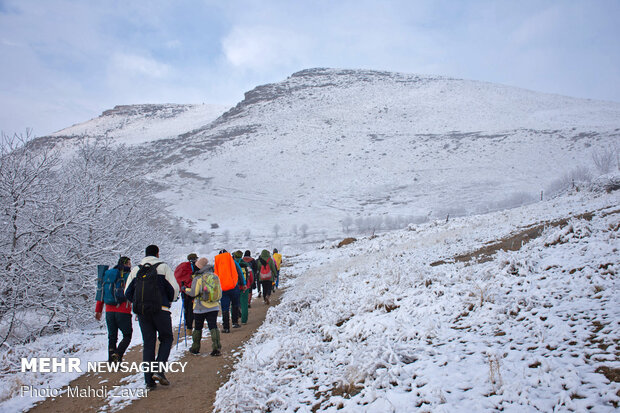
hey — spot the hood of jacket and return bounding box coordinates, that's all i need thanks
[259,249,271,261]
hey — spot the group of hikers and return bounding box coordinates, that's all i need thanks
[95,245,282,389]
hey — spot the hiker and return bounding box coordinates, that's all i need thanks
[95,256,132,363]
[255,252,262,298]
[233,250,252,324]
[125,245,179,390]
[272,248,283,289]
[214,249,242,333]
[243,250,258,308]
[174,253,198,337]
[257,249,278,305]
[183,257,222,356]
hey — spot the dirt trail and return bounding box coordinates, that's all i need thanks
[28,289,281,413]
[430,207,619,267]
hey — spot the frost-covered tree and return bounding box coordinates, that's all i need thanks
[0,131,61,343]
[341,216,353,233]
[0,134,169,345]
[592,145,618,174]
[299,223,309,238]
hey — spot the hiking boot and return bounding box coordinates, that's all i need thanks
[146,381,157,390]
[265,297,270,305]
[223,328,230,333]
[232,323,241,329]
[110,352,121,364]
[222,312,230,332]
[152,373,169,386]
[258,292,262,298]
[210,349,221,356]
[189,348,200,355]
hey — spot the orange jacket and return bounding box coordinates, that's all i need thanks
[214,252,238,291]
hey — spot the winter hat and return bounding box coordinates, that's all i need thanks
[244,250,251,257]
[187,253,198,262]
[232,250,243,259]
[195,257,208,269]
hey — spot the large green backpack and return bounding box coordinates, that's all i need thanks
[200,273,222,303]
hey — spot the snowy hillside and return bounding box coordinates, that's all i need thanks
[214,185,619,412]
[34,68,620,252]
[50,103,228,145]
[135,68,620,246]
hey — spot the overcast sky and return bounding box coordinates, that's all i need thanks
[1,0,619,137]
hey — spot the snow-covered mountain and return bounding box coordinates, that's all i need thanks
[40,68,620,251]
[4,68,619,412]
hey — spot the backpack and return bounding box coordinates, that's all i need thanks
[199,273,222,303]
[102,268,128,305]
[95,265,109,302]
[174,261,193,288]
[133,262,162,315]
[244,266,254,288]
[259,260,272,281]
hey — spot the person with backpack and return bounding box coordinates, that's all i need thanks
[214,249,242,333]
[257,249,278,305]
[95,256,132,364]
[272,248,283,289]
[243,250,258,308]
[124,245,179,390]
[233,250,252,324]
[173,253,198,337]
[183,257,222,356]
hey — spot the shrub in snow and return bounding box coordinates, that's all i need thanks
[589,172,620,193]
[546,166,592,196]
[591,144,619,175]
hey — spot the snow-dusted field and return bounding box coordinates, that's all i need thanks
[214,187,619,412]
[1,185,617,412]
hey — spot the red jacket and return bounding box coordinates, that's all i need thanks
[95,300,131,314]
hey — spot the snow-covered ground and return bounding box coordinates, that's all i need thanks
[0,185,617,412]
[213,186,619,412]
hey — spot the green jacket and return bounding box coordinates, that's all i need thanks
[258,249,278,282]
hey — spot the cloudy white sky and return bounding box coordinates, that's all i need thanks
[1,0,619,137]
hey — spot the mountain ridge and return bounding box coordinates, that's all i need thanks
[34,68,620,250]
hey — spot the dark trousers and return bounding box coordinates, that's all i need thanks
[181,292,194,330]
[260,280,273,298]
[194,311,218,331]
[220,287,240,328]
[138,310,173,384]
[106,311,132,358]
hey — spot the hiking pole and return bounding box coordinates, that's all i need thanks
[176,294,185,349]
